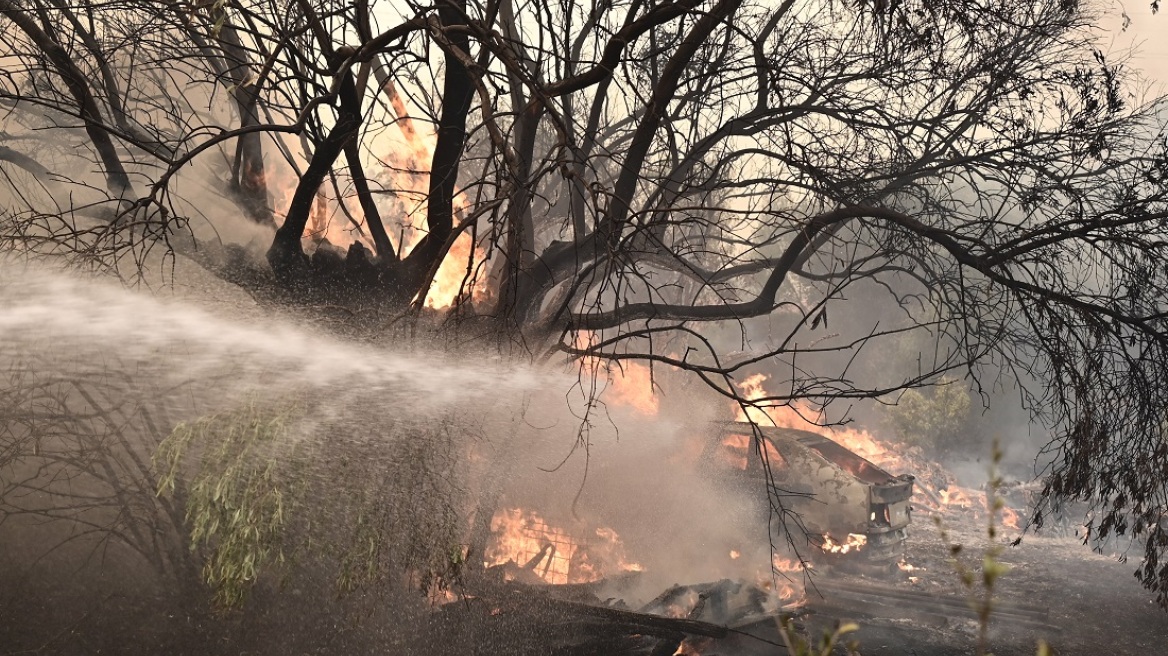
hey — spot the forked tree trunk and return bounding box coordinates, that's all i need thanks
[267,68,365,281]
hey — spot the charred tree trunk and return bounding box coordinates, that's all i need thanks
[400,0,474,295]
[267,65,364,283]
[217,19,276,227]
[496,102,543,322]
[344,138,396,261]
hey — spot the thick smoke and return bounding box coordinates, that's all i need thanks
[478,383,789,605]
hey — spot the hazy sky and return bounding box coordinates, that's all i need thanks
[1102,2,1167,92]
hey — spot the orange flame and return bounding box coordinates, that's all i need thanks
[762,554,807,604]
[720,434,751,470]
[305,189,329,242]
[423,230,488,309]
[731,373,1004,524]
[264,144,487,310]
[607,361,660,415]
[939,487,973,508]
[265,86,491,309]
[574,331,660,415]
[719,432,786,470]
[484,508,642,585]
[375,96,489,309]
[820,533,868,554]
[732,373,890,466]
[1001,505,1020,530]
[772,554,804,573]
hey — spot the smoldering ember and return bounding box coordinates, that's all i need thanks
[1,1,1168,655]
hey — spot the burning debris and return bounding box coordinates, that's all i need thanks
[821,534,868,555]
[438,561,806,656]
[729,373,1030,539]
[460,473,812,654]
[484,508,642,585]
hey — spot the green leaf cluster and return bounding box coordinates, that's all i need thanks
[155,396,305,610]
[886,378,971,453]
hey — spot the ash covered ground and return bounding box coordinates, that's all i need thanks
[3,507,1167,655]
[802,512,1168,656]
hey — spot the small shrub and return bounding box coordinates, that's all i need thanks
[155,396,307,609]
[777,616,860,656]
[155,394,470,610]
[886,378,971,454]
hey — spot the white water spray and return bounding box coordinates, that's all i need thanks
[0,261,549,410]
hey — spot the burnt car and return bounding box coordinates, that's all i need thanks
[704,422,915,561]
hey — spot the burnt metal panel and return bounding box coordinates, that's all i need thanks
[706,422,916,544]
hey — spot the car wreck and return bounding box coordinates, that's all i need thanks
[448,421,923,655]
[704,422,915,562]
[478,421,917,588]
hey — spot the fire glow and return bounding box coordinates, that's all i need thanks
[765,554,806,603]
[732,373,892,466]
[264,95,489,310]
[731,374,1027,526]
[720,432,785,471]
[574,331,660,415]
[1001,505,1021,530]
[821,533,868,554]
[939,487,973,508]
[484,508,642,585]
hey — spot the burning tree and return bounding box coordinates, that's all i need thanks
[3,0,1168,606]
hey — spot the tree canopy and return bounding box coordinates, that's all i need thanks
[2,0,1168,604]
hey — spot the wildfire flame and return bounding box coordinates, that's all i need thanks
[731,373,1020,525]
[262,81,489,310]
[1001,505,1020,530]
[574,331,660,415]
[484,508,642,585]
[939,487,973,509]
[732,374,892,466]
[424,230,486,309]
[820,533,868,554]
[606,361,660,415]
[719,432,786,470]
[762,554,806,604]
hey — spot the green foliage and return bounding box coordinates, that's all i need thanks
[155,394,470,611]
[886,378,971,453]
[934,439,1007,656]
[155,396,306,610]
[333,420,467,598]
[777,616,860,656]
